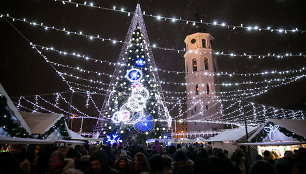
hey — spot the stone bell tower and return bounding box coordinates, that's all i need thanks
[184,31,223,137]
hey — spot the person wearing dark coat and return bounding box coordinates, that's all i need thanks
[193,148,210,174]
[113,155,132,174]
[88,151,118,174]
[171,150,194,174]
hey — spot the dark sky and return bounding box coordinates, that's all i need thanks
[0,0,305,131]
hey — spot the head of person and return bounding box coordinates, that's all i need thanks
[255,155,263,161]
[197,148,209,160]
[48,151,65,172]
[154,140,160,145]
[263,150,271,160]
[173,150,187,162]
[66,148,81,160]
[89,151,109,174]
[234,149,246,163]
[162,154,172,169]
[117,156,129,169]
[168,145,176,155]
[284,150,294,158]
[58,146,69,157]
[150,154,163,173]
[133,152,151,172]
[0,152,23,174]
[249,160,276,174]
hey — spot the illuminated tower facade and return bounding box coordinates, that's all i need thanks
[184,32,223,137]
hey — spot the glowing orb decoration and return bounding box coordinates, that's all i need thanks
[106,133,122,145]
[134,114,154,132]
[118,110,130,122]
[133,83,142,90]
[111,110,131,124]
[135,58,145,67]
[127,94,147,112]
[111,111,121,124]
[126,69,143,83]
[132,86,149,99]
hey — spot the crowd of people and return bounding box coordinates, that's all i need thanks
[0,140,305,174]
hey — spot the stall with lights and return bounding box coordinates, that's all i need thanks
[240,119,306,157]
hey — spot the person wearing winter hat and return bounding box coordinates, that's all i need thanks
[113,155,132,174]
[89,151,118,174]
[171,150,194,174]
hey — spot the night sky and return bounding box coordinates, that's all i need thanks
[0,0,305,132]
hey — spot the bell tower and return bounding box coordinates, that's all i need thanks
[184,32,223,137]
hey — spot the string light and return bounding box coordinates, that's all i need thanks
[2,14,306,58]
[55,0,306,34]
[85,91,90,108]
[4,6,305,130]
[16,93,305,125]
[37,44,305,78]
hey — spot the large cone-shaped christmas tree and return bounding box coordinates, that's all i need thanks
[94,4,171,143]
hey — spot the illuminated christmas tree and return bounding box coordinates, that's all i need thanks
[94,4,171,143]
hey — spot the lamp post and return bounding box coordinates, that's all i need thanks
[68,90,74,129]
[241,99,251,158]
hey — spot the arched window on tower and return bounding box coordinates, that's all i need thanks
[206,84,210,94]
[202,39,206,48]
[192,58,197,71]
[204,58,209,70]
[195,84,199,95]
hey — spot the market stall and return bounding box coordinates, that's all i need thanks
[241,119,306,157]
[206,127,258,155]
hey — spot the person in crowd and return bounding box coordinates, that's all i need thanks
[58,146,75,171]
[168,145,176,159]
[0,152,23,174]
[249,160,276,174]
[11,145,31,174]
[162,154,173,174]
[292,148,306,174]
[210,148,236,174]
[255,154,263,161]
[193,148,210,174]
[232,149,247,174]
[274,150,294,174]
[132,152,151,174]
[47,151,65,174]
[89,150,118,174]
[263,150,275,166]
[223,150,229,159]
[113,155,132,174]
[171,150,194,174]
[62,168,85,174]
[150,154,164,174]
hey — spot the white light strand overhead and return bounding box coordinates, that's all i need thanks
[38,44,306,76]
[16,94,305,125]
[55,0,306,34]
[37,44,306,77]
[56,66,305,89]
[2,14,306,58]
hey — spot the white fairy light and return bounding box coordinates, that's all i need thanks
[54,1,306,34]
